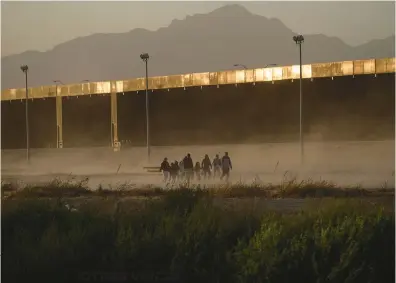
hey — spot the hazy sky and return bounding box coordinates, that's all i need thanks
[1,1,395,57]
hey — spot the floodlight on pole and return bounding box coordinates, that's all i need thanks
[293,34,305,165]
[21,65,30,162]
[140,53,150,162]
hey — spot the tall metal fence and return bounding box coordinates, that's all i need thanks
[1,58,394,101]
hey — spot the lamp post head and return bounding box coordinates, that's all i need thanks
[293,35,304,44]
[20,65,28,73]
[140,53,149,61]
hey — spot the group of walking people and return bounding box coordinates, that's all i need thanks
[160,152,233,183]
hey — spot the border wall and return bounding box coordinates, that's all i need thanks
[1,58,394,149]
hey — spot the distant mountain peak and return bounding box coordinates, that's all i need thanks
[1,5,394,90]
[208,4,252,17]
[168,4,254,30]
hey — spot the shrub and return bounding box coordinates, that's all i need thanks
[2,191,394,283]
[234,201,395,283]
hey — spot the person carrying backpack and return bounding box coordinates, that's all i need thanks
[171,161,180,183]
[201,154,212,179]
[179,159,185,181]
[183,153,194,183]
[160,157,171,182]
[194,162,202,181]
[220,152,232,182]
[212,154,222,178]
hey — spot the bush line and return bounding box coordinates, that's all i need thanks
[2,189,395,283]
[2,177,394,199]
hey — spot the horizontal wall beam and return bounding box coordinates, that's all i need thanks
[2,57,395,101]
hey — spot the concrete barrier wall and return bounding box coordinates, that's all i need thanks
[62,95,111,148]
[1,98,56,149]
[117,73,394,146]
[117,92,147,145]
[1,73,394,149]
[2,100,26,149]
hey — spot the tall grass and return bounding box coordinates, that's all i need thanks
[2,189,394,283]
[3,178,394,200]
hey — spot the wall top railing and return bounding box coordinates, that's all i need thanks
[1,57,395,101]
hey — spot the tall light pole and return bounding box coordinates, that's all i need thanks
[140,53,150,162]
[293,34,305,165]
[53,80,64,148]
[21,65,30,162]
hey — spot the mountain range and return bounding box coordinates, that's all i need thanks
[2,4,395,90]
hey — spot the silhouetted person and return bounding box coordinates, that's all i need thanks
[183,153,194,183]
[170,162,175,182]
[175,160,180,175]
[179,158,185,180]
[194,162,202,181]
[171,161,180,183]
[213,154,222,178]
[220,152,232,182]
[160,157,171,182]
[201,154,212,179]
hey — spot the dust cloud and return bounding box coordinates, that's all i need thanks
[1,140,395,190]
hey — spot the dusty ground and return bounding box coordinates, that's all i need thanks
[2,140,395,189]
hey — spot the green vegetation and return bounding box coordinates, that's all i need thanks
[2,186,395,283]
[2,177,394,199]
